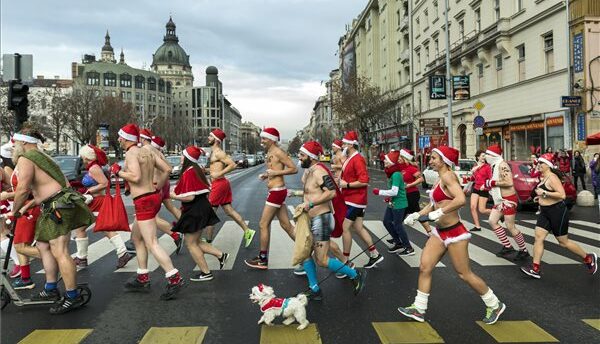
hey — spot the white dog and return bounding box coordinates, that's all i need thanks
[249,283,309,330]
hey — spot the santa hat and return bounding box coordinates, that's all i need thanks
[486,144,502,157]
[260,127,280,142]
[0,142,13,159]
[151,136,166,150]
[332,139,343,150]
[139,128,153,141]
[342,131,359,145]
[183,146,204,164]
[299,141,324,160]
[385,150,400,165]
[433,146,459,167]
[400,148,414,161]
[118,124,140,142]
[537,153,556,168]
[88,144,108,166]
[210,128,226,142]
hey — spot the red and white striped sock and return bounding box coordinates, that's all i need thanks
[514,232,527,251]
[494,227,513,248]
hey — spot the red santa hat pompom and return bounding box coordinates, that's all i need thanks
[433,146,459,167]
[485,144,502,157]
[118,124,140,142]
[260,127,280,142]
[183,145,204,164]
[342,131,359,145]
[151,136,166,150]
[385,150,400,165]
[400,148,414,161]
[332,139,343,150]
[210,128,226,142]
[139,128,154,141]
[299,141,324,160]
[537,153,556,168]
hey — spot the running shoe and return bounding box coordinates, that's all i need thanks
[73,257,88,270]
[116,252,133,269]
[49,294,86,315]
[160,279,185,301]
[244,256,268,270]
[386,238,395,245]
[12,278,35,290]
[585,253,598,275]
[482,302,506,325]
[351,269,366,295]
[520,265,541,279]
[9,265,21,279]
[364,254,384,269]
[124,278,151,293]
[244,229,256,248]
[293,265,306,276]
[397,247,415,256]
[513,250,530,261]
[190,272,214,282]
[218,253,229,270]
[470,227,482,232]
[397,304,425,322]
[387,244,404,254]
[125,240,136,253]
[302,288,323,301]
[335,262,355,279]
[173,233,184,255]
[31,288,61,302]
[496,247,516,258]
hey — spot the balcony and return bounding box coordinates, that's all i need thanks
[400,49,410,64]
[400,16,409,32]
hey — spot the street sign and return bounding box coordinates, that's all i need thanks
[573,33,584,73]
[561,96,581,107]
[577,113,586,141]
[473,115,485,128]
[475,127,483,136]
[419,136,431,149]
[2,54,33,82]
[419,118,445,127]
[452,75,470,100]
[473,100,485,111]
[420,127,446,136]
[429,75,446,99]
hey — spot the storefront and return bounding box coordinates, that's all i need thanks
[375,124,413,152]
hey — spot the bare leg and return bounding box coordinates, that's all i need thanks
[446,240,488,294]
[533,227,549,265]
[470,194,481,228]
[163,199,181,220]
[185,231,210,273]
[417,236,447,294]
[198,236,223,258]
[353,217,375,248]
[36,241,59,283]
[49,233,77,290]
[15,243,40,259]
[556,234,587,259]
[276,205,295,240]
[137,219,175,273]
[131,221,148,270]
[258,205,279,252]
[341,218,354,263]
[478,196,491,215]
[223,204,250,231]
[156,216,174,235]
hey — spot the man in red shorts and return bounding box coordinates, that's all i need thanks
[245,127,297,269]
[204,129,256,247]
[112,124,183,300]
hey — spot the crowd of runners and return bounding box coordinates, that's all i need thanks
[0,122,597,322]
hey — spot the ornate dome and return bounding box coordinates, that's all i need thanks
[151,17,191,68]
[206,66,218,74]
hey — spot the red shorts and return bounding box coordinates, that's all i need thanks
[14,206,41,244]
[431,222,471,247]
[493,193,518,216]
[161,181,170,201]
[265,187,287,208]
[88,195,105,214]
[209,178,233,207]
[133,191,162,221]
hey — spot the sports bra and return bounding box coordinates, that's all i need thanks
[431,182,453,204]
[81,173,98,188]
[537,177,554,192]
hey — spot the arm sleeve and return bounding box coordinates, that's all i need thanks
[378,173,402,197]
[357,159,370,183]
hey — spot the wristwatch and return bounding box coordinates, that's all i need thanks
[542,191,547,198]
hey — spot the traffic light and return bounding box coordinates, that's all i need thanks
[7,80,29,130]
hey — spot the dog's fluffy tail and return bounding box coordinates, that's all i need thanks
[296,293,308,306]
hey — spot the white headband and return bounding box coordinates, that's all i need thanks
[332,143,342,149]
[342,138,358,145]
[485,149,501,157]
[13,133,40,144]
[151,141,163,150]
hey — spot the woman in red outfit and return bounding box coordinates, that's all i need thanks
[466,151,492,231]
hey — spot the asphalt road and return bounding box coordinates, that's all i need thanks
[2,163,599,344]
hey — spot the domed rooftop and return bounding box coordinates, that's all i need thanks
[206,66,218,74]
[151,17,191,68]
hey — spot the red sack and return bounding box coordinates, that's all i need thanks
[317,163,347,238]
[94,178,130,232]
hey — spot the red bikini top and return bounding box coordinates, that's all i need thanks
[431,182,452,204]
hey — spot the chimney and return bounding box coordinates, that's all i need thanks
[37,75,44,79]
[54,75,60,79]
[71,62,78,79]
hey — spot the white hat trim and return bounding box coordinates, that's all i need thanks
[183,149,199,164]
[299,146,318,160]
[13,133,40,144]
[538,157,555,168]
[485,149,501,157]
[400,149,414,161]
[151,141,163,150]
[210,132,222,142]
[140,134,152,140]
[342,138,358,145]
[332,143,341,149]
[432,148,455,167]
[118,129,138,142]
[260,131,279,142]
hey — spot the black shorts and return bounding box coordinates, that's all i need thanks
[310,212,334,242]
[345,205,365,221]
[472,189,490,198]
[536,201,569,237]
[406,191,421,214]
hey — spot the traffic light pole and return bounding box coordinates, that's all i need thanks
[7,53,29,132]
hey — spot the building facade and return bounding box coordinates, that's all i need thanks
[239,121,262,154]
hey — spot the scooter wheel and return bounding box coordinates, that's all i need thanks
[76,285,92,306]
[1,287,11,310]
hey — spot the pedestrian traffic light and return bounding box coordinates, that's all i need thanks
[7,80,29,130]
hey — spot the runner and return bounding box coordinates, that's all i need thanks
[465,150,492,232]
[204,128,256,247]
[9,124,95,314]
[0,141,22,279]
[72,144,133,270]
[483,145,529,260]
[296,141,366,299]
[114,124,184,300]
[521,153,598,278]
[170,146,229,282]
[338,131,383,270]
[330,139,344,183]
[398,148,432,235]
[399,145,506,324]
[151,135,182,221]
[245,127,297,270]
[373,150,414,256]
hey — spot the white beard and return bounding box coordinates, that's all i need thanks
[11,143,25,165]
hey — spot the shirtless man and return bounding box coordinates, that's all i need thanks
[245,127,297,269]
[205,128,256,247]
[10,124,95,314]
[296,141,366,299]
[112,124,183,300]
[483,145,529,260]
[330,139,344,182]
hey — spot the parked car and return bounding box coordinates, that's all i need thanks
[507,161,577,210]
[256,153,265,164]
[423,159,477,187]
[246,154,257,167]
[232,153,248,168]
[166,155,182,179]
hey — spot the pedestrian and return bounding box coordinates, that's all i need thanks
[572,150,586,191]
[170,146,228,282]
[590,153,600,199]
[379,151,386,170]
[465,150,492,232]
[521,153,597,279]
[400,145,506,324]
[557,149,571,175]
[398,149,432,235]
[372,149,414,256]
[245,127,298,270]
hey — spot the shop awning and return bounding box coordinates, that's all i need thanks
[586,132,600,145]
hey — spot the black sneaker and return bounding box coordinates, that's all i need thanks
[386,238,395,245]
[218,253,229,270]
[190,272,214,282]
[387,244,404,254]
[398,247,415,256]
[31,288,61,302]
[160,279,184,301]
[116,252,134,269]
[351,269,367,295]
[496,247,516,258]
[364,254,384,269]
[513,250,530,261]
[470,227,482,232]
[585,253,598,275]
[244,256,268,270]
[49,294,86,315]
[520,265,541,279]
[303,288,323,301]
[124,278,151,293]
[174,234,184,255]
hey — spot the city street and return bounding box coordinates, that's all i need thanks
[2,164,599,344]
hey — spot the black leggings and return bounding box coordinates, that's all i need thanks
[573,175,586,190]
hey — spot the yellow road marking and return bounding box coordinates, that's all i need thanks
[138,326,208,344]
[582,319,600,331]
[372,322,444,343]
[476,320,558,343]
[18,329,93,344]
[260,324,322,344]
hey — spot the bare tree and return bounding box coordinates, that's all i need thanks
[63,87,103,146]
[0,87,15,140]
[287,135,302,155]
[99,96,136,157]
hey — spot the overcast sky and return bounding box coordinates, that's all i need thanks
[1,0,365,140]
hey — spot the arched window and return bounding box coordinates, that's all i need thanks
[148,77,156,91]
[103,72,117,87]
[86,71,100,86]
[158,79,165,92]
[135,75,145,89]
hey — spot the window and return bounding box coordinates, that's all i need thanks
[475,8,481,32]
[120,73,132,88]
[495,54,503,70]
[517,44,526,81]
[425,45,430,65]
[158,79,165,92]
[424,10,429,29]
[477,64,484,78]
[494,0,501,20]
[434,38,439,56]
[416,51,421,73]
[544,33,554,73]
[86,72,99,86]
[103,72,116,87]
[515,0,523,12]
[135,75,145,89]
[433,1,439,19]
[147,77,156,91]
[415,17,420,34]
[458,20,464,40]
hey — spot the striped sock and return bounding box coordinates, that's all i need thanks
[514,232,527,251]
[493,227,513,248]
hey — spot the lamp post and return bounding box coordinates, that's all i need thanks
[444,0,453,147]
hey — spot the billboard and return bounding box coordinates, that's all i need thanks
[341,41,356,89]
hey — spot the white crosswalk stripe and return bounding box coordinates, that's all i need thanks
[193,221,247,271]
[116,233,178,272]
